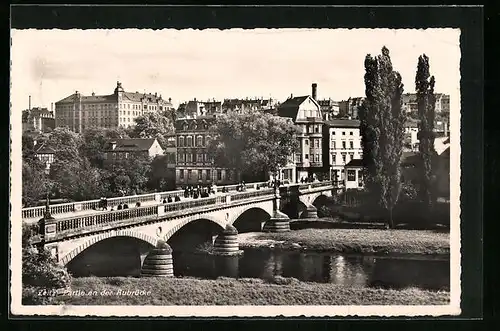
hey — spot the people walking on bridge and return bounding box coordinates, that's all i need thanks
[174,195,181,202]
[135,201,141,208]
[117,203,123,210]
[123,203,129,209]
[167,195,173,203]
[184,187,189,198]
[193,190,199,199]
[162,198,167,204]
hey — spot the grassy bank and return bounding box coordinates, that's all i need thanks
[239,228,449,256]
[51,276,449,306]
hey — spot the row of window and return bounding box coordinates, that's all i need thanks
[178,135,208,147]
[177,152,213,163]
[178,169,227,181]
[330,141,358,149]
[304,138,321,148]
[331,130,355,136]
[302,124,321,134]
[331,152,361,165]
[179,123,210,131]
[295,153,322,163]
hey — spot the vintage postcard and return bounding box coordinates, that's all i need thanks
[10,27,461,317]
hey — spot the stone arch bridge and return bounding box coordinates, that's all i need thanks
[27,181,335,275]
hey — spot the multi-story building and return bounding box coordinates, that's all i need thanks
[103,138,164,163]
[54,81,174,133]
[22,97,56,133]
[318,98,340,120]
[404,120,420,152]
[402,93,451,114]
[338,97,364,119]
[175,101,235,187]
[277,83,323,181]
[322,119,362,185]
[222,97,277,113]
[34,142,56,174]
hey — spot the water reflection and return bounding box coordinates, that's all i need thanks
[172,249,449,291]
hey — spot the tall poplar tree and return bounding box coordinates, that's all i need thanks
[416,54,437,212]
[359,46,406,228]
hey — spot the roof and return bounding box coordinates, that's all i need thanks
[35,143,56,155]
[56,93,117,104]
[277,96,310,118]
[434,136,451,155]
[104,138,159,152]
[326,119,360,128]
[345,159,363,167]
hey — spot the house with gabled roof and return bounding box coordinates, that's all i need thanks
[276,83,324,182]
[34,142,56,173]
[103,138,164,163]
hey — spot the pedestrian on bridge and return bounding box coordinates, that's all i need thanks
[174,195,181,202]
[167,195,173,203]
[136,201,141,208]
[117,203,123,210]
[123,203,129,209]
[163,198,167,204]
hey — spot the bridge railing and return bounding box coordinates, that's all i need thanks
[22,181,271,220]
[34,187,277,241]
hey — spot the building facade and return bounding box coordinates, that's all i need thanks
[277,84,324,181]
[402,93,451,114]
[318,98,340,120]
[404,120,420,152]
[54,82,174,133]
[103,138,164,163]
[22,104,56,133]
[323,119,362,185]
[34,143,56,174]
[338,97,364,119]
[222,97,277,113]
[175,101,235,187]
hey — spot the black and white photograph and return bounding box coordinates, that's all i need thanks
[10,20,463,317]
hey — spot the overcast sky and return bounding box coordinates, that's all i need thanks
[11,28,460,112]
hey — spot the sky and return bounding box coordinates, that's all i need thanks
[11,28,461,112]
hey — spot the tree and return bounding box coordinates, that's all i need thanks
[416,54,437,212]
[359,46,406,228]
[80,127,129,168]
[46,127,83,162]
[49,157,109,201]
[104,154,152,195]
[207,110,300,181]
[22,160,49,207]
[130,112,175,148]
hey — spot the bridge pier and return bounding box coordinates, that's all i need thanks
[141,240,174,277]
[303,204,318,219]
[263,210,290,232]
[213,224,242,256]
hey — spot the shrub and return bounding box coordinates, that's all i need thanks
[317,205,332,218]
[22,224,71,305]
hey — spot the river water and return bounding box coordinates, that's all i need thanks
[173,249,450,291]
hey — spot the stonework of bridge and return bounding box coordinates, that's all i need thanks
[26,181,335,276]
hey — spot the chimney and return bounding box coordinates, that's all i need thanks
[51,103,54,112]
[312,83,317,101]
[29,95,31,111]
[168,97,172,103]
[290,93,293,99]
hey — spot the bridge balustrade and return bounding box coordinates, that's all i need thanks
[22,181,270,220]
[55,205,158,233]
[230,188,274,202]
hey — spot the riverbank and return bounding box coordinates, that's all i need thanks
[238,228,450,256]
[51,276,450,306]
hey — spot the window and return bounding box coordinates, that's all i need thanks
[350,131,353,135]
[315,140,319,148]
[342,153,346,163]
[305,140,309,146]
[342,141,346,149]
[350,141,354,149]
[187,170,192,180]
[206,169,211,181]
[187,136,192,147]
[179,170,184,179]
[342,131,346,135]
[295,153,301,163]
[347,170,356,181]
[349,152,354,162]
[197,153,203,162]
[332,141,336,149]
[217,170,222,180]
[198,169,202,180]
[315,126,319,133]
[331,131,336,135]
[315,154,319,162]
[197,136,202,146]
[331,153,336,164]
[178,137,184,147]
[305,154,309,160]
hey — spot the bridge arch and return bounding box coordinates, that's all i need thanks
[229,206,272,233]
[60,229,158,266]
[299,191,331,207]
[162,214,226,242]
